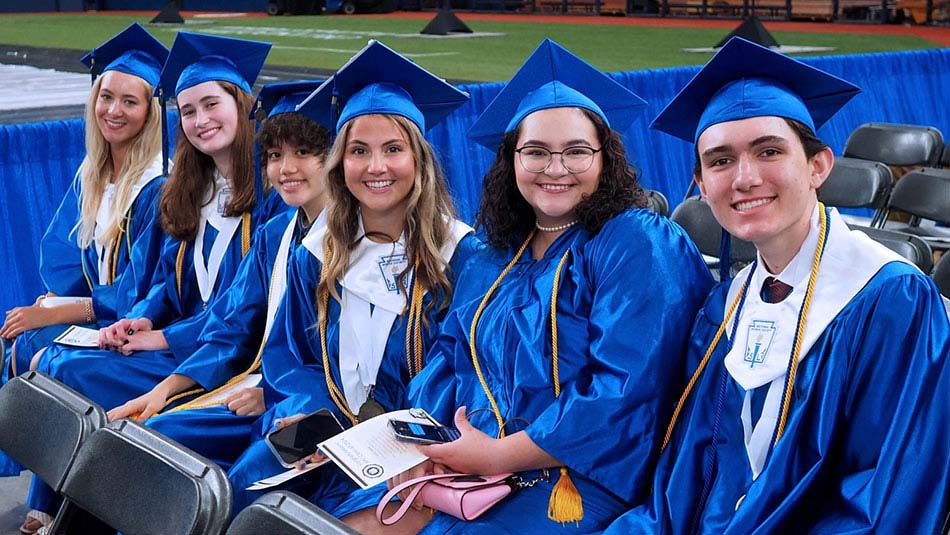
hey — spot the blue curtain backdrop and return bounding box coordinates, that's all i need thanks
[1,48,948,312]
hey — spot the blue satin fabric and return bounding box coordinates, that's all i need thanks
[25,191,286,516]
[330,209,713,533]
[226,231,482,515]
[6,173,166,379]
[143,210,305,471]
[602,262,950,535]
[34,190,286,412]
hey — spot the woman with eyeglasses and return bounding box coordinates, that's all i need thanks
[336,39,712,535]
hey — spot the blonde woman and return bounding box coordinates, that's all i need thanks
[224,41,479,516]
[1,23,168,382]
[3,23,170,535]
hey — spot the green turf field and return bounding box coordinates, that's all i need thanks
[0,13,937,81]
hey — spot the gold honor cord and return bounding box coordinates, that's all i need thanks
[176,212,253,301]
[468,231,582,524]
[404,259,425,378]
[80,254,94,294]
[318,245,427,426]
[107,207,133,286]
[660,204,828,454]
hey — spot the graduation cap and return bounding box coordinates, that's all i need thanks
[296,40,469,134]
[157,31,271,98]
[80,22,169,88]
[252,80,325,121]
[651,36,861,144]
[467,38,647,149]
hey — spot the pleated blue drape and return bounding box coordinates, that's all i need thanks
[2,48,948,311]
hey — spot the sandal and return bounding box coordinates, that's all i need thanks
[19,510,52,535]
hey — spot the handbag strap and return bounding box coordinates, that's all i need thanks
[376,473,470,526]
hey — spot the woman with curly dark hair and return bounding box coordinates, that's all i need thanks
[337,39,713,535]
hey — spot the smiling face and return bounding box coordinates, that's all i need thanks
[94,70,151,155]
[176,81,239,162]
[514,107,602,229]
[265,141,327,219]
[342,114,416,224]
[695,115,833,263]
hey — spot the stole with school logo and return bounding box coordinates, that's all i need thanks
[377,253,409,294]
[744,320,776,369]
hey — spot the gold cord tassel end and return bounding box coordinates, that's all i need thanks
[547,467,583,525]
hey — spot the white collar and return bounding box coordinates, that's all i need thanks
[725,206,909,390]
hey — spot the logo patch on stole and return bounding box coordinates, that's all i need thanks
[744,320,776,369]
[216,187,232,215]
[377,253,409,293]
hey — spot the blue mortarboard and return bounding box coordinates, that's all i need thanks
[253,80,325,121]
[651,37,861,143]
[79,23,169,88]
[296,40,469,133]
[467,39,647,149]
[157,31,271,97]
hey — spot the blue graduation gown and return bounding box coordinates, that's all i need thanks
[8,169,166,378]
[602,262,950,535]
[0,165,164,478]
[24,191,287,516]
[145,210,307,471]
[226,230,482,515]
[34,190,286,412]
[330,209,713,534]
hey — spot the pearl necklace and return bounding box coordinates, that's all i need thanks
[535,220,577,232]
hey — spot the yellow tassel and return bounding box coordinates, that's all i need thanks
[547,467,583,525]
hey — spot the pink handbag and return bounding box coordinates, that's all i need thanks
[375,472,519,525]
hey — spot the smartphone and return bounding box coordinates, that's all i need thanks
[389,419,461,445]
[266,409,344,468]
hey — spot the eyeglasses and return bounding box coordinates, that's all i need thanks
[514,145,602,174]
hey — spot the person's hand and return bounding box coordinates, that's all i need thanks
[107,387,168,422]
[1,303,53,339]
[117,329,167,355]
[419,406,501,475]
[223,387,265,416]
[294,451,328,471]
[99,318,152,350]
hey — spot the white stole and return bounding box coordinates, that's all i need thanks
[723,206,909,479]
[93,155,164,285]
[303,216,473,413]
[194,171,241,306]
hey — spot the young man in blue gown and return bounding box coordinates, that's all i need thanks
[602,37,950,535]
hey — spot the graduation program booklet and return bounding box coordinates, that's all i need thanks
[53,325,99,348]
[319,408,435,490]
[247,408,435,491]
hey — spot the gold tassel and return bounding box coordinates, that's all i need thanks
[547,467,583,524]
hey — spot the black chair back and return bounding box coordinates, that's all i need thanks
[844,123,944,167]
[670,196,757,263]
[0,371,106,491]
[51,419,231,535]
[850,225,934,273]
[933,253,950,299]
[644,189,670,217]
[227,491,360,535]
[886,168,950,225]
[819,156,893,226]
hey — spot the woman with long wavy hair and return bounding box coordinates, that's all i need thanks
[336,40,713,535]
[223,40,480,516]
